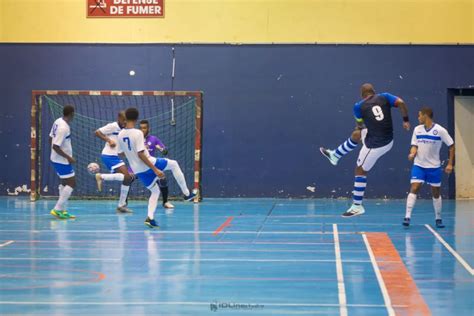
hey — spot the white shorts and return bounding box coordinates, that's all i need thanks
[357,141,393,172]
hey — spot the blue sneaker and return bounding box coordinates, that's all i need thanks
[184,191,196,202]
[144,217,159,229]
[403,217,410,227]
[436,219,445,228]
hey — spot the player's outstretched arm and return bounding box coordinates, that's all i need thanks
[445,145,455,174]
[138,150,165,179]
[95,129,116,148]
[408,145,417,161]
[395,99,410,131]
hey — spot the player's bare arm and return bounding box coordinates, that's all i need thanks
[408,145,417,161]
[95,129,116,147]
[395,99,410,130]
[445,145,455,174]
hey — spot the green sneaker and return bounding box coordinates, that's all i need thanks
[61,210,76,219]
[50,209,68,219]
[50,209,76,220]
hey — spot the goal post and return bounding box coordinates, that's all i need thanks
[30,90,203,202]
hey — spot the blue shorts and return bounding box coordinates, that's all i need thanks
[101,155,125,172]
[411,165,442,186]
[135,158,168,189]
[52,162,75,179]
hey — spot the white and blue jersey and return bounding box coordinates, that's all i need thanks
[49,117,75,179]
[410,123,454,186]
[118,128,168,189]
[99,122,125,172]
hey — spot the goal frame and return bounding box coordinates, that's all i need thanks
[30,90,203,202]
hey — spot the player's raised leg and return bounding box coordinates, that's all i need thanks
[320,128,362,166]
[163,159,196,201]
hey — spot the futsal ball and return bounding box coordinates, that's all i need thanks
[87,162,100,175]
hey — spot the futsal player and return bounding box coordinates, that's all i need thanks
[139,119,174,209]
[403,107,454,228]
[49,105,76,219]
[118,108,167,228]
[321,83,410,217]
[94,111,134,213]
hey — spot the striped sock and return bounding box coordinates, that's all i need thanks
[353,176,367,205]
[334,137,358,159]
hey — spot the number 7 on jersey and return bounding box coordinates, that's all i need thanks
[122,137,132,151]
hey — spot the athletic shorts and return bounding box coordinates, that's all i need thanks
[51,162,75,179]
[411,165,442,187]
[101,155,125,172]
[357,140,393,172]
[135,158,168,189]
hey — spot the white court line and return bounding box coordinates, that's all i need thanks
[333,224,347,316]
[0,257,391,263]
[425,224,474,276]
[0,301,408,308]
[0,229,362,235]
[0,240,14,248]
[362,234,395,316]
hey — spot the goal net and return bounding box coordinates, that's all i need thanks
[30,91,203,201]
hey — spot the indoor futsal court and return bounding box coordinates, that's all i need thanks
[0,1,473,315]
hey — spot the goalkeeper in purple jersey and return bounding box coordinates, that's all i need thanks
[139,120,172,208]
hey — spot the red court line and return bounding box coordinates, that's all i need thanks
[213,216,234,236]
[366,233,430,315]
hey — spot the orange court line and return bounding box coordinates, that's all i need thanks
[365,232,431,315]
[213,216,234,236]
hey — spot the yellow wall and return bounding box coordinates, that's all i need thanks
[1,0,473,44]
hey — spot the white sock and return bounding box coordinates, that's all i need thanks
[54,185,73,210]
[433,196,442,220]
[118,185,130,207]
[101,173,125,181]
[405,193,417,219]
[147,185,160,220]
[58,184,64,195]
[165,159,190,196]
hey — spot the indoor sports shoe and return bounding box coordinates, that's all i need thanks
[403,217,410,227]
[184,192,197,202]
[51,209,68,219]
[50,209,76,220]
[163,202,175,209]
[319,147,339,166]
[95,173,103,192]
[435,219,445,228]
[61,210,76,219]
[144,217,159,229]
[341,204,365,218]
[116,205,133,213]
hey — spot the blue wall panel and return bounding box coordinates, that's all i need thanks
[0,44,473,198]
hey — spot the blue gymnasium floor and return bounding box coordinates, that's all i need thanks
[0,197,472,315]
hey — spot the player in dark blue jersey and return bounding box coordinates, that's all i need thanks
[320,83,410,217]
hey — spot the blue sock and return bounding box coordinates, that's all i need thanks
[353,176,367,205]
[334,137,358,159]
